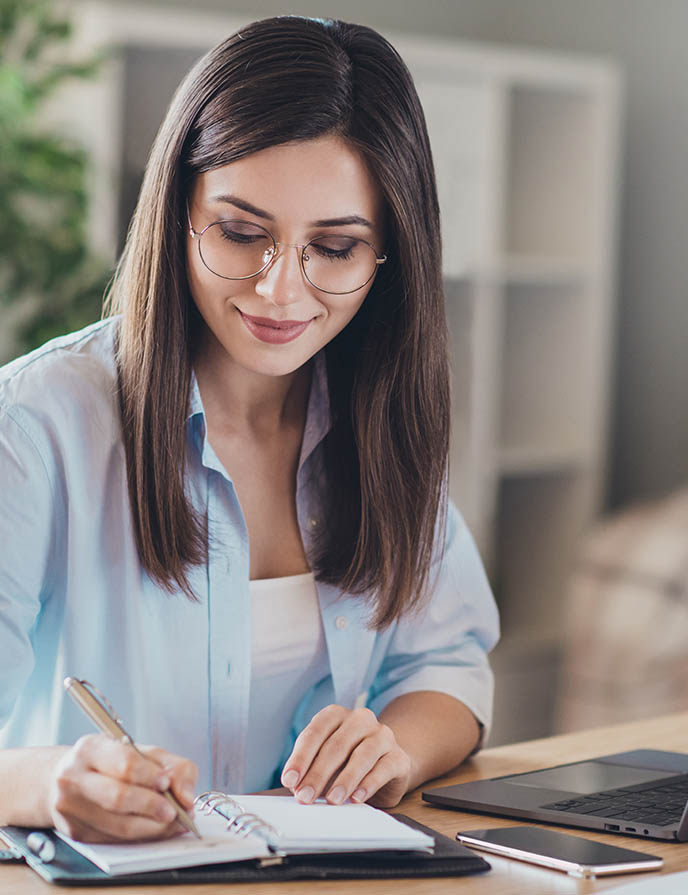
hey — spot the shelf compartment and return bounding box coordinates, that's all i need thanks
[493,470,593,637]
[502,85,604,260]
[445,278,487,550]
[497,254,595,287]
[413,77,494,278]
[498,444,591,476]
[489,631,563,746]
[498,282,594,458]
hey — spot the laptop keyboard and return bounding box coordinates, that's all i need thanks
[542,774,688,827]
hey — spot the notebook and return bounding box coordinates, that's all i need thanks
[54,792,434,876]
[1,813,491,885]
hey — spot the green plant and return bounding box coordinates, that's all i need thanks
[0,0,112,357]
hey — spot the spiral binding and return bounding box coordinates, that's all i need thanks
[194,791,284,854]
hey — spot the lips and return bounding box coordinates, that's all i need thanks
[238,310,313,344]
[242,313,312,328]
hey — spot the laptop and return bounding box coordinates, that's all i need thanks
[423,749,688,841]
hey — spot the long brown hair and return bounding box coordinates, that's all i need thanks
[105,16,449,629]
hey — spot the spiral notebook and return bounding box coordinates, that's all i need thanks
[54,792,435,876]
[1,814,491,886]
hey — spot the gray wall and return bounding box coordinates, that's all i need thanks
[114,0,688,510]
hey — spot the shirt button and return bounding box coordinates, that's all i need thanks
[308,517,319,530]
[335,615,348,630]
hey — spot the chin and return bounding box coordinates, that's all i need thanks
[239,346,316,378]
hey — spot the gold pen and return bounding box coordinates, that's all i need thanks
[63,677,201,839]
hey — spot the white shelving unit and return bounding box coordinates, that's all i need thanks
[65,5,623,745]
[397,40,623,744]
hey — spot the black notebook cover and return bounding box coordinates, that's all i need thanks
[1,815,489,885]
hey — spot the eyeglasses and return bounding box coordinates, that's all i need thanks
[187,205,387,296]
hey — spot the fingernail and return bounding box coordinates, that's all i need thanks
[328,785,346,805]
[296,785,314,804]
[351,788,366,802]
[158,801,177,822]
[182,785,195,804]
[282,769,299,788]
[156,774,171,791]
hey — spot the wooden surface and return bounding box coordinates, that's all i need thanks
[3,712,688,894]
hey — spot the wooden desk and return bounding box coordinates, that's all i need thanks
[3,712,688,894]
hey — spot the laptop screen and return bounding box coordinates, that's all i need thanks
[501,761,677,794]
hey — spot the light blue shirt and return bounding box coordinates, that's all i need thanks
[0,319,499,792]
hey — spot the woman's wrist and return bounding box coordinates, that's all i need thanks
[379,691,481,793]
[0,746,68,827]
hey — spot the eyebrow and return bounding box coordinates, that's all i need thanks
[209,193,374,229]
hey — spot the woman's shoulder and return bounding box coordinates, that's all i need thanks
[0,318,120,447]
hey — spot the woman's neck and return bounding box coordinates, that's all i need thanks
[192,332,312,438]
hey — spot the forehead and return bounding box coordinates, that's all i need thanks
[193,135,384,226]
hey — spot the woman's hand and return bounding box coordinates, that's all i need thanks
[280,705,412,808]
[46,734,198,842]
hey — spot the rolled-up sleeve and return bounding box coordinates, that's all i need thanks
[0,406,56,729]
[366,500,500,745]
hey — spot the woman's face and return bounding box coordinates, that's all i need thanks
[186,135,386,379]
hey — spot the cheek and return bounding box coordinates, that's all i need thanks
[329,288,370,330]
[340,302,364,331]
[317,303,358,342]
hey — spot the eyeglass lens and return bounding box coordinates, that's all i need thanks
[198,220,379,293]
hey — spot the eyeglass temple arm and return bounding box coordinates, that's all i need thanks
[185,200,200,238]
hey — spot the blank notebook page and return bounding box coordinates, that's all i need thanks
[236,795,434,851]
[57,811,271,875]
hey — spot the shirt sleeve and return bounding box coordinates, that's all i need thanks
[366,500,500,747]
[0,405,57,729]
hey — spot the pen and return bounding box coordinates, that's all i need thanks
[63,677,201,839]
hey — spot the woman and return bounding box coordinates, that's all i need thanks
[0,16,498,842]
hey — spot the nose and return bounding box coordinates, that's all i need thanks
[254,243,307,306]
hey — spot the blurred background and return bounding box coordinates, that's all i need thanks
[2,0,687,746]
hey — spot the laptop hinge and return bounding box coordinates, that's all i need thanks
[676,802,688,841]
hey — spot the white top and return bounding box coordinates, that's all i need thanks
[245,572,329,791]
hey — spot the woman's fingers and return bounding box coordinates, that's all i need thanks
[350,750,412,808]
[51,771,182,842]
[282,706,377,800]
[139,745,198,809]
[47,734,199,842]
[323,725,401,804]
[72,767,176,822]
[280,705,352,794]
[281,706,411,807]
[73,735,170,791]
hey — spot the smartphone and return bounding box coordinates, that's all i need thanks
[456,826,664,879]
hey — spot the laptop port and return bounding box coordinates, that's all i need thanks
[625,827,636,832]
[604,824,620,831]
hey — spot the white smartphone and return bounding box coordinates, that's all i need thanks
[456,826,664,879]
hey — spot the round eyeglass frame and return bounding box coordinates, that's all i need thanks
[186,205,387,296]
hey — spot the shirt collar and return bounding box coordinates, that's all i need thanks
[187,371,204,422]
